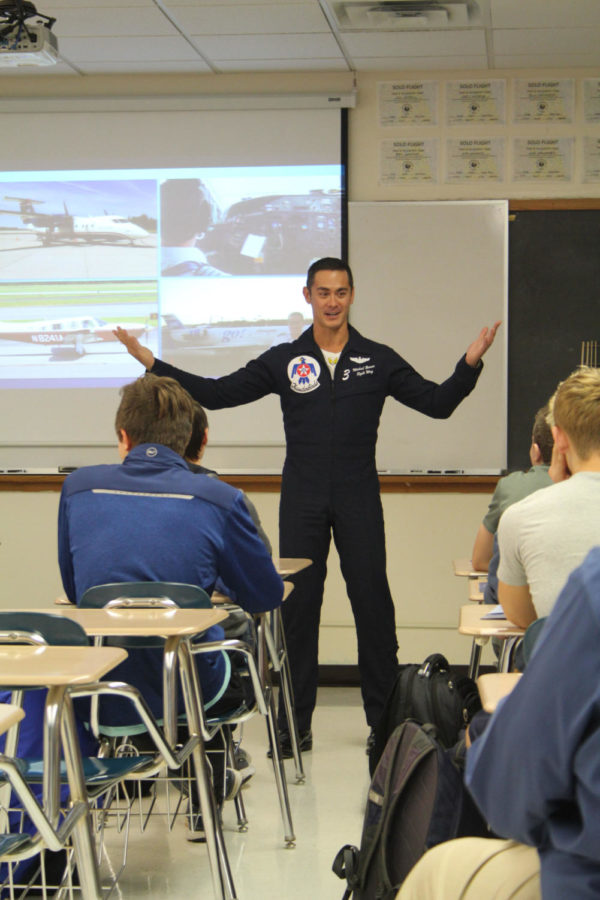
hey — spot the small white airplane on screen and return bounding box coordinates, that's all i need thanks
[0,315,148,357]
[0,196,151,246]
[159,313,291,351]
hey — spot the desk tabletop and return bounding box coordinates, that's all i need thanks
[477,673,522,712]
[212,580,294,607]
[453,558,487,578]
[273,557,312,577]
[0,703,25,735]
[0,645,127,685]
[458,604,524,638]
[29,607,227,637]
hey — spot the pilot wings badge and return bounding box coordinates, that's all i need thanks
[288,355,321,393]
[350,356,370,364]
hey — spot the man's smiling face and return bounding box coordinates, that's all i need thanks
[303,269,354,337]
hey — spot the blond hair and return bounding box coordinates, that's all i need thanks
[115,374,194,456]
[551,367,600,460]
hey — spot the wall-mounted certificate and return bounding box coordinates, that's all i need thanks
[583,79,600,123]
[513,138,574,181]
[380,139,438,183]
[446,138,504,182]
[513,79,574,123]
[583,137,600,182]
[378,81,438,126]
[446,80,505,125]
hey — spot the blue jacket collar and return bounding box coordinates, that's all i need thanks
[123,443,189,469]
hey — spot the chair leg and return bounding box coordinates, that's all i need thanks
[264,696,296,848]
[175,637,238,900]
[498,636,522,672]
[468,637,487,680]
[270,609,305,784]
[58,688,103,900]
[256,617,295,847]
[224,730,248,832]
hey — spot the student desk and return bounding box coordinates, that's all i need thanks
[0,644,128,900]
[453,559,487,579]
[272,557,312,578]
[458,605,524,680]
[477,673,522,713]
[27,606,235,900]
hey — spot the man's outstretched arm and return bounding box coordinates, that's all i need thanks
[113,326,155,371]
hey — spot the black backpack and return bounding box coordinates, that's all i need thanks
[369,653,481,775]
[332,721,489,900]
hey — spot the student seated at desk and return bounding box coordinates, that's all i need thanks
[497,367,600,629]
[399,547,600,900]
[471,404,553,575]
[58,374,284,835]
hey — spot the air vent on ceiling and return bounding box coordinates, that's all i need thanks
[330,0,480,31]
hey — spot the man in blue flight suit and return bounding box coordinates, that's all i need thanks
[115,257,500,755]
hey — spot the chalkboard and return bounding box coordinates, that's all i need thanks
[348,201,508,474]
[507,207,600,470]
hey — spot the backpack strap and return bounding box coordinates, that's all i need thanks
[332,843,360,897]
[418,653,449,677]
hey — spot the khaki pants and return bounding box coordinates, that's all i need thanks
[396,838,541,900]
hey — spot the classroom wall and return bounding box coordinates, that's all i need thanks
[2,63,598,666]
[0,484,495,666]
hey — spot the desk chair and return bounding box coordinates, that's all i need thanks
[0,705,91,900]
[79,582,247,822]
[0,612,201,899]
[81,582,296,847]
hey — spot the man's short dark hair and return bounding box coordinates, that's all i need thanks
[185,402,209,461]
[306,257,354,291]
[531,403,553,465]
[115,374,194,456]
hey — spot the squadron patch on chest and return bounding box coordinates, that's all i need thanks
[288,355,321,393]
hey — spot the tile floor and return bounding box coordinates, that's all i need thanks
[102,686,371,899]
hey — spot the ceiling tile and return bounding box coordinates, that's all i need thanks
[349,55,489,70]
[78,58,213,72]
[496,52,600,68]
[57,34,202,61]
[196,32,341,59]
[168,0,312,5]
[491,0,600,29]
[342,29,486,57]
[53,7,177,36]
[215,57,350,70]
[170,3,329,35]
[494,26,600,55]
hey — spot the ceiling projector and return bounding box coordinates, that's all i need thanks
[0,0,58,66]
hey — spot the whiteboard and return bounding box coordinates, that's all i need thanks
[348,201,507,474]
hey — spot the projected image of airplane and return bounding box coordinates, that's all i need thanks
[0,315,148,359]
[159,312,298,351]
[0,196,151,246]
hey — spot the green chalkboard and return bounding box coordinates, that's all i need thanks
[508,206,600,470]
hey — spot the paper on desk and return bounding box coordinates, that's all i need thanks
[482,605,506,619]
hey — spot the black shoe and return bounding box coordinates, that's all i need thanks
[267,729,312,760]
[366,728,376,756]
